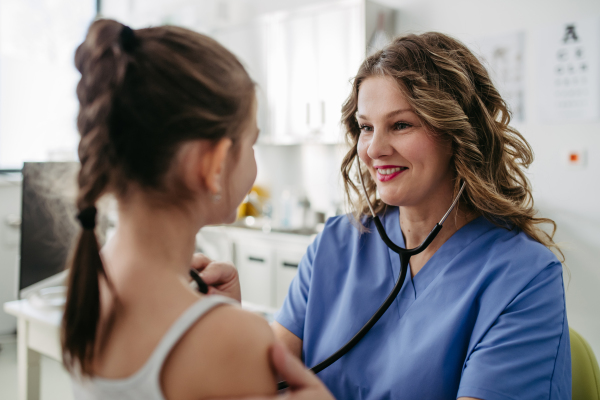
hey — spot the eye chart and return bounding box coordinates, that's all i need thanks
[537,18,600,122]
[476,31,526,123]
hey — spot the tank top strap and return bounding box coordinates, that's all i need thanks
[145,294,238,379]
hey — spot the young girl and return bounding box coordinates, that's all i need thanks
[61,19,278,399]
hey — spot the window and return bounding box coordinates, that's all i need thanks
[0,0,96,168]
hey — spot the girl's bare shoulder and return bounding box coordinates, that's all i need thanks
[160,302,277,400]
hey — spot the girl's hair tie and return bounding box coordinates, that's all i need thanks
[77,206,97,230]
[120,25,138,54]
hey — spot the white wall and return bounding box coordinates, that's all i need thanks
[384,0,600,357]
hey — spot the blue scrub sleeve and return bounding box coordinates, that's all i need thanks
[457,262,570,400]
[274,233,320,340]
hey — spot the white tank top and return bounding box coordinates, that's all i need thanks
[71,295,237,400]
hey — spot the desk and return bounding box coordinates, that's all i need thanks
[3,299,62,400]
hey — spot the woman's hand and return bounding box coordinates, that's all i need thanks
[190,253,241,302]
[214,342,335,400]
[269,342,334,400]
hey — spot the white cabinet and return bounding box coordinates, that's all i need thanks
[237,241,307,309]
[261,17,289,141]
[236,241,273,307]
[197,226,312,309]
[275,247,306,308]
[210,0,396,145]
[261,1,365,143]
[315,5,364,142]
[287,13,318,137]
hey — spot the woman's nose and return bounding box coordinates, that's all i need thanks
[366,128,393,160]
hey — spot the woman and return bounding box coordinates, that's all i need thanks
[199,33,571,400]
[62,19,293,399]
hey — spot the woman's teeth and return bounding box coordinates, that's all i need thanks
[378,167,404,175]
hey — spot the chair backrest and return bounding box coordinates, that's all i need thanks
[570,328,600,400]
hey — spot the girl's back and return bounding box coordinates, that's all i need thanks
[62,19,275,399]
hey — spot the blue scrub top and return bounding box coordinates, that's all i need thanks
[276,207,571,400]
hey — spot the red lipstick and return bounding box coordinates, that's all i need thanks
[375,165,408,182]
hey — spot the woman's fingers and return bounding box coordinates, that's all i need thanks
[200,261,242,302]
[190,253,241,301]
[200,261,236,285]
[270,342,323,391]
[190,253,213,272]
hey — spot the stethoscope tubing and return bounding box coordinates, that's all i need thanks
[288,240,409,382]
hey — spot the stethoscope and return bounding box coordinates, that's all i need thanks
[188,156,466,391]
[277,157,466,390]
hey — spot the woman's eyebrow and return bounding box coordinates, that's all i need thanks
[357,108,413,120]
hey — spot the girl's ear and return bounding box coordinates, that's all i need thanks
[200,138,232,195]
[179,138,232,196]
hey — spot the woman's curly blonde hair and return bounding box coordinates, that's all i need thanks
[340,32,562,259]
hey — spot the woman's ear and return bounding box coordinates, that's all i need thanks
[201,138,232,195]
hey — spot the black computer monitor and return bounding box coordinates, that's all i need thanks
[19,162,80,297]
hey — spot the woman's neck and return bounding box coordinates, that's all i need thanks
[398,190,476,276]
[399,205,471,248]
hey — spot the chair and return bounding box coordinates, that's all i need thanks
[571,328,600,400]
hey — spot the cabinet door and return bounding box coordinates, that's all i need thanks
[263,16,289,141]
[316,4,363,142]
[262,3,363,143]
[275,247,307,309]
[236,242,274,308]
[286,13,319,137]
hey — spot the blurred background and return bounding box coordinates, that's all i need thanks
[0,0,599,398]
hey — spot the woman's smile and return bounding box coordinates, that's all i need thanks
[375,165,408,182]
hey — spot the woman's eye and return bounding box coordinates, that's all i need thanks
[394,122,412,130]
[359,124,373,132]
